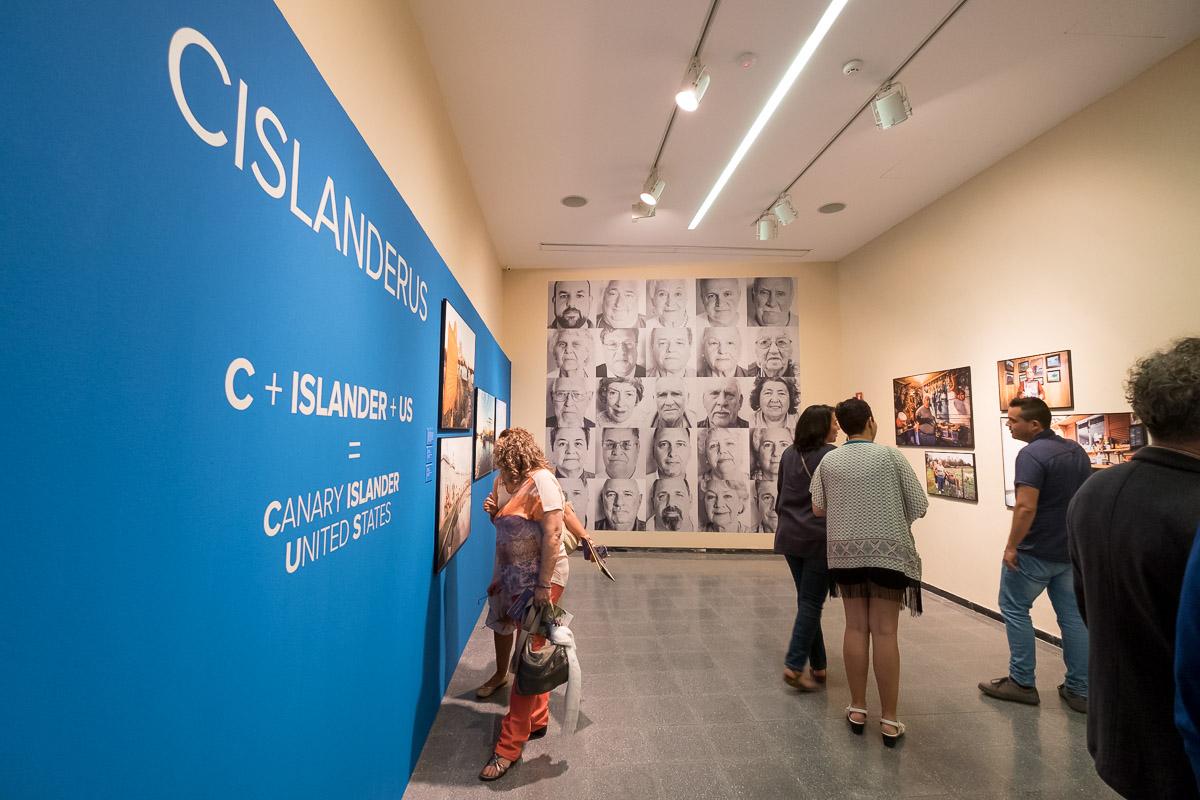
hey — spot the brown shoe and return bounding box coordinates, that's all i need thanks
[1058,684,1088,714]
[475,676,511,699]
[979,676,1040,705]
[784,667,820,692]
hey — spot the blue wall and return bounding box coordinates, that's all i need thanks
[0,3,507,797]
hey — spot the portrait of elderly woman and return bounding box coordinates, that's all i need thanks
[750,427,792,481]
[750,376,799,429]
[596,376,645,426]
[546,328,593,377]
[700,476,751,532]
[697,327,748,378]
[747,328,797,378]
[646,278,691,327]
[699,427,748,482]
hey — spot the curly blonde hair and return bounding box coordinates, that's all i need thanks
[494,427,551,479]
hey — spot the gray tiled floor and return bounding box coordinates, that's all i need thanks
[403,553,1116,800]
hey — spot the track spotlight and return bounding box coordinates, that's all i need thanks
[631,200,657,221]
[771,195,798,226]
[675,59,711,112]
[872,82,912,129]
[639,170,666,207]
[756,215,778,241]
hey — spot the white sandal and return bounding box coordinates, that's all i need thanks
[845,705,867,735]
[880,718,906,747]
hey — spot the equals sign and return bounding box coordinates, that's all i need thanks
[348,441,361,460]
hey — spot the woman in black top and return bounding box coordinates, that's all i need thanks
[775,404,839,691]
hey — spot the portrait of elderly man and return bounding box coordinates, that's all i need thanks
[699,427,747,482]
[647,326,695,378]
[753,480,778,532]
[549,426,594,479]
[559,478,590,528]
[748,277,795,326]
[747,327,798,378]
[594,478,646,531]
[548,280,594,328]
[646,278,690,328]
[596,327,645,378]
[649,377,698,428]
[595,279,646,330]
[700,477,751,533]
[649,426,691,478]
[647,476,695,531]
[545,377,595,428]
[750,376,799,429]
[699,378,750,428]
[599,426,641,479]
[596,376,645,426]
[750,427,792,481]
[697,327,747,378]
[546,328,593,377]
[695,277,742,327]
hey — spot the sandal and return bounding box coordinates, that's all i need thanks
[881,718,906,748]
[783,668,820,692]
[845,706,867,735]
[479,753,518,781]
[475,675,511,699]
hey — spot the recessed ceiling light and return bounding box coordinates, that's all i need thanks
[561,195,588,208]
[818,202,846,214]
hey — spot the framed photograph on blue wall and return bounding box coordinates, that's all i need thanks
[439,300,476,430]
[474,388,496,479]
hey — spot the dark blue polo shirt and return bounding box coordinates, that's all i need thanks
[1014,430,1092,562]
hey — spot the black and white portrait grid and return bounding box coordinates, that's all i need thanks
[545,276,800,534]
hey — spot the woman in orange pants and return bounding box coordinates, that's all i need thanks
[479,428,569,781]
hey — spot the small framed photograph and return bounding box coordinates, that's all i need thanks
[1046,369,1061,383]
[1004,360,1015,371]
[1018,360,1030,372]
[1046,354,1061,368]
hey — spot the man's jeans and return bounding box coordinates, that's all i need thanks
[998,552,1089,696]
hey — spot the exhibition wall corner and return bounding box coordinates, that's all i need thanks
[0,3,508,798]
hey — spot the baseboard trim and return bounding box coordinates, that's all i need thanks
[922,581,1063,648]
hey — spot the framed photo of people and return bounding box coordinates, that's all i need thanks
[435,435,473,573]
[545,276,799,533]
[996,349,1073,411]
[893,366,974,448]
[1000,412,1143,507]
[924,451,978,502]
[439,300,476,430]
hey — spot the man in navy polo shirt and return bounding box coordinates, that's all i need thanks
[980,397,1092,712]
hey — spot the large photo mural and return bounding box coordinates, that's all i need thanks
[545,277,800,533]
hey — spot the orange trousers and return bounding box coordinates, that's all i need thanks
[495,583,563,761]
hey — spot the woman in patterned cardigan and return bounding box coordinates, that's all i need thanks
[811,398,928,746]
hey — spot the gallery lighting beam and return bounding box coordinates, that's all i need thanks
[675,59,711,112]
[688,0,850,231]
[639,170,666,206]
[631,200,657,221]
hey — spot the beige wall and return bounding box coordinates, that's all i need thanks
[502,262,842,548]
[274,0,505,332]
[836,40,1200,633]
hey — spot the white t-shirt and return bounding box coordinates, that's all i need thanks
[494,469,569,587]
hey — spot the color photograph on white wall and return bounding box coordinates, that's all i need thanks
[435,436,473,572]
[996,349,1074,411]
[893,366,974,448]
[544,276,800,533]
[1000,412,1144,507]
[925,451,978,502]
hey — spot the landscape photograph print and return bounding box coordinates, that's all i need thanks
[435,436,473,573]
[439,300,476,430]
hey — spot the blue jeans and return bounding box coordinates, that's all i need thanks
[998,553,1088,695]
[784,554,828,672]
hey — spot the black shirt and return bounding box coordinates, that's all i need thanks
[1014,430,1092,562]
[1068,447,1200,800]
[773,444,834,559]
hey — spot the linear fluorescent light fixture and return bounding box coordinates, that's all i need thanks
[688,0,850,230]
